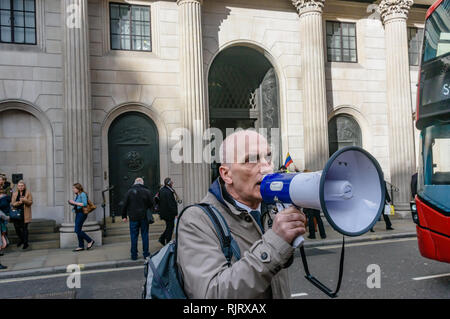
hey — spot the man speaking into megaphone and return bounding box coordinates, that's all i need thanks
[177,129,307,299]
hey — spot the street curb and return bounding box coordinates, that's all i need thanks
[0,259,145,281]
[0,232,417,281]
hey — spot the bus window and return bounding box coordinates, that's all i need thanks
[419,123,450,212]
[423,0,450,62]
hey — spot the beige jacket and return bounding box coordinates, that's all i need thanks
[177,179,294,299]
[11,190,33,224]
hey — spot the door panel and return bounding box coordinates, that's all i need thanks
[108,112,159,216]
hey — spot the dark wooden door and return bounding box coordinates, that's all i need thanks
[108,112,159,216]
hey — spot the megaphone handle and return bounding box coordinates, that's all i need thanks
[275,202,304,248]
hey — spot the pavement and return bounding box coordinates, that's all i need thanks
[0,214,417,280]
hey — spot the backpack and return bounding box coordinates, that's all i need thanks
[142,203,241,299]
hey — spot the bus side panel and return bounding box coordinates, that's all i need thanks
[432,232,450,263]
[416,197,450,237]
[416,226,437,261]
[416,198,450,263]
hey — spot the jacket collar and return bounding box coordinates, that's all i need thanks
[208,178,251,216]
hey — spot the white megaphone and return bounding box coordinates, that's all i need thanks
[260,146,386,297]
[261,146,385,239]
[260,146,385,297]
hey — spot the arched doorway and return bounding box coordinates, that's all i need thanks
[328,114,362,156]
[107,112,159,215]
[208,45,281,179]
[0,109,47,206]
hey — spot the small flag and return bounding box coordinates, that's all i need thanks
[284,153,293,168]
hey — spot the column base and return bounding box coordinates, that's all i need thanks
[59,222,103,249]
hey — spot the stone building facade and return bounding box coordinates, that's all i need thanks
[0,0,431,245]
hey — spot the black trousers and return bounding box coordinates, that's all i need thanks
[13,219,29,245]
[382,213,392,228]
[307,210,326,238]
[160,216,175,244]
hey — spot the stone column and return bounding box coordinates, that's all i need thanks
[60,0,102,247]
[177,0,210,205]
[380,0,415,210]
[292,0,329,171]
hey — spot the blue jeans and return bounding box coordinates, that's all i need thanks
[129,219,149,259]
[75,212,93,248]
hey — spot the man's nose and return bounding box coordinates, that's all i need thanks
[260,159,274,175]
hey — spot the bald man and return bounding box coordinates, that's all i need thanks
[122,177,154,260]
[177,130,306,298]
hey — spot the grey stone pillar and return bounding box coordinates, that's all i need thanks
[380,0,415,210]
[60,0,101,248]
[177,0,210,205]
[292,0,329,171]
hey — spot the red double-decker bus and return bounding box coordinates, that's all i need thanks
[413,0,450,263]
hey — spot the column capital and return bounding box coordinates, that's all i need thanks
[292,0,325,15]
[177,0,203,5]
[379,0,413,23]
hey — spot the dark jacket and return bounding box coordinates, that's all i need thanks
[411,173,418,199]
[0,195,11,215]
[121,184,153,222]
[158,186,178,220]
[385,182,392,204]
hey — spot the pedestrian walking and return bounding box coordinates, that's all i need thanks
[305,208,326,239]
[68,183,95,252]
[158,177,179,246]
[177,130,306,298]
[370,181,394,232]
[0,189,11,264]
[0,189,11,250]
[11,180,32,250]
[121,177,154,260]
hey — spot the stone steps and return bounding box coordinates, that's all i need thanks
[4,219,59,245]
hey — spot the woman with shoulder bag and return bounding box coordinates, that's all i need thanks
[11,180,32,250]
[68,183,95,252]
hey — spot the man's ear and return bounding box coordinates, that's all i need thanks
[219,165,232,185]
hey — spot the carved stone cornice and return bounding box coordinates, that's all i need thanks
[291,0,325,15]
[177,0,203,5]
[379,0,413,22]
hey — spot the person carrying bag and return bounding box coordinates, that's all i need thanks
[68,183,95,252]
[11,180,32,250]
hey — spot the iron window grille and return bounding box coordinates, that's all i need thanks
[109,2,151,52]
[0,0,36,44]
[326,21,357,63]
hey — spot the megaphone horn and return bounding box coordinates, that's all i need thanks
[261,146,385,237]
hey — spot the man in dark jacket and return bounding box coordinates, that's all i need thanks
[158,177,178,245]
[122,177,154,260]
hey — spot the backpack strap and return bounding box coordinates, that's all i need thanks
[174,203,241,267]
[200,204,241,264]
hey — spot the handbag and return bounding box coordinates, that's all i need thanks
[384,204,395,216]
[9,208,22,220]
[82,198,97,215]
